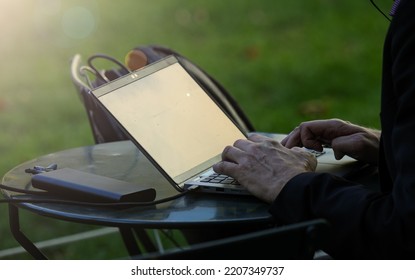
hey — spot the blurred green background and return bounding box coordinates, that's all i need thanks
[0,0,390,259]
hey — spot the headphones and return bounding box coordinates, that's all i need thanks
[370,0,392,22]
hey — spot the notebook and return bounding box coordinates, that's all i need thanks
[90,55,362,195]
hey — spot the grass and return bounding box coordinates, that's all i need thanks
[0,0,389,259]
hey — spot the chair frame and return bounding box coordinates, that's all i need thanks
[70,46,255,144]
[140,219,330,260]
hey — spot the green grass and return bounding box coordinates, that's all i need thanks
[0,0,389,259]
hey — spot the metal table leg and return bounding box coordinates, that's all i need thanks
[8,204,47,260]
[119,227,158,258]
[119,227,142,257]
[133,228,157,252]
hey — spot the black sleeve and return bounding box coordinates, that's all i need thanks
[269,0,415,259]
[269,173,388,259]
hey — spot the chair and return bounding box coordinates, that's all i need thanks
[70,45,255,144]
[70,53,131,143]
[70,45,257,257]
[139,219,330,260]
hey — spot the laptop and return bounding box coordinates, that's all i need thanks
[90,55,362,195]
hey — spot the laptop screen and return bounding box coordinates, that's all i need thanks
[92,56,246,187]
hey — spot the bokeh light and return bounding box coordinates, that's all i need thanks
[0,1,98,51]
[61,6,96,40]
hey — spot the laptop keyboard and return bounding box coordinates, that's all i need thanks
[200,173,240,185]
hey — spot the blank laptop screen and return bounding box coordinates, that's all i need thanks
[93,57,246,185]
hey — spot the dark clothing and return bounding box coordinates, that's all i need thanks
[269,0,415,259]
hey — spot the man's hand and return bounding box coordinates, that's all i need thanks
[213,134,317,203]
[281,119,380,165]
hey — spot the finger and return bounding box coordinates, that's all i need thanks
[331,135,354,160]
[221,145,245,163]
[247,133,270,143]
[298,125,329,151]
[241,134,282,151]
[212,160,238,177]
[333,150,345,161]
[281,128,301,148]
[248,134,283,148]
[232,139,253,153]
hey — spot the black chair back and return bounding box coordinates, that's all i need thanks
[70,45,255,144]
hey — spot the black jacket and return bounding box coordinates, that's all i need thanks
[269,0,415,259]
